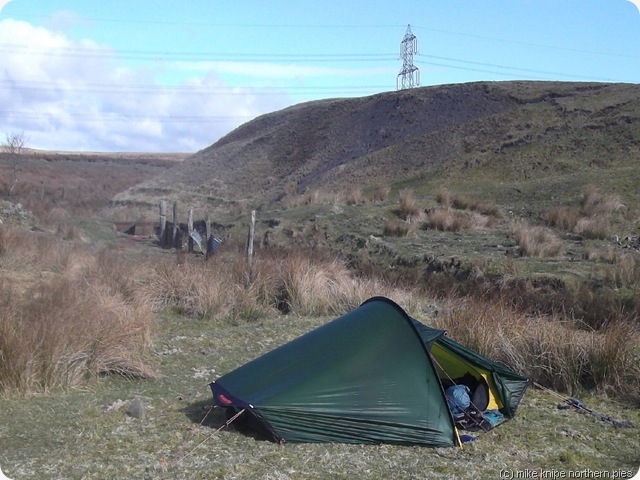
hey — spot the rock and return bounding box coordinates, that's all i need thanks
[127,397,146,419]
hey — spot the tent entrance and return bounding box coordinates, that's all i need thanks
[430,342,503,413]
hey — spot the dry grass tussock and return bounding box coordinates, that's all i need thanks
[425,207,471,232]
[368,185,391,203]
[436,187,503,218]
[0,226,155,396]
[581,184,625,217]
[424,188,502,232]
[138,249,419,320]
[545,185,625,239]
[397,188,423,223]
[432,295,640,404]
[382,218,414,237]
[511,221,562,257]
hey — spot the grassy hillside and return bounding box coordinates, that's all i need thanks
[116,81,640,216]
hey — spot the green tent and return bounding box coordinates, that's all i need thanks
[210,296,528,447]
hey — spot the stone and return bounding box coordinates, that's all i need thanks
[127,397,146,419]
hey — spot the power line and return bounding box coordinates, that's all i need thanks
[0,81,389,96]
[0,44,396,62]
[0,111,255,123]
[415,55,626,83]
[14,14,402,29]
[411,25,639,59]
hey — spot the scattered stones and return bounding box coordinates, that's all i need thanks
[191,367,215,379]
[155,346,182,356]
[561,427,580,437]
[104,399,127,412]
[611,234,640,250]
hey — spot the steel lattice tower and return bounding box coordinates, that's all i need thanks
[397,24,420,90]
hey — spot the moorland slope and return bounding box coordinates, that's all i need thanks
[117,81,640,216]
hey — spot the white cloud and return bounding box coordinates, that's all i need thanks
[0,19,291,152]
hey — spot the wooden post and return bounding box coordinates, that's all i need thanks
[246,210,256,266]
[159,200,167,248]
[205,216,212,261]
[187,208,194,253]
[172,201,178,249]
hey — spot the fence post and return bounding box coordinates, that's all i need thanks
[247,210,256,266]
[188,208,194,253]
[159,200,167,248]
[172,201,178,249]
[205,216,212,261]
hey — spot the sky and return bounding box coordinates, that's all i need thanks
[0,1,639,153]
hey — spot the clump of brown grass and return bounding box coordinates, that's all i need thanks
[398,188,422,222]
[581,184,624,217]
[435,187,453,208]
[262,250,424,317]
[429,188,502,232]
[544,185,624,240]
[344,188,365,205]
[136,248,409,321]
[573,216,612,240]
[511,221,562,257]
[0,228,155,395]
[304,189,339,205]
[432,295,640,403]
[545,206,581,231]
[136,257,238,320]
[610,251,640,288]
[367,186,390,203]
[252,250,398,317]
[269,253,359,316]
[382,219,412,237]
[436,187,503,218]
[424,208,472,232]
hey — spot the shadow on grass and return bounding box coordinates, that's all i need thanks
[182,398,227,429]
[182,399,276,443]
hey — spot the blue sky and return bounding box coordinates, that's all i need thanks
[0,0,638,152]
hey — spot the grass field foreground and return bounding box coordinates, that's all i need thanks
[0,312,638,480]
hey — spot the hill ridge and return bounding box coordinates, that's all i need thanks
[117,80,640,212]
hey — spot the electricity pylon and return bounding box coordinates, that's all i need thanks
[397,24,420,90]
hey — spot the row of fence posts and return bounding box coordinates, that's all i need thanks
[158,200,214,259]
[158,200,256,263]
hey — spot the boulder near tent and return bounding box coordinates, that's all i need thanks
[210,296,529,447]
